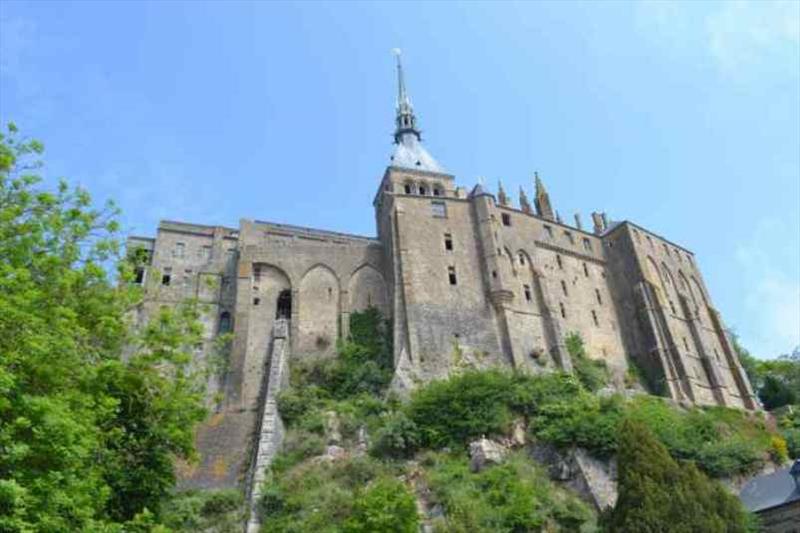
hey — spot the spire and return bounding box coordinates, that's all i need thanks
[519,186,532,213]
[533,171,555,221]
[392,49,420,143]
[497,180,509,206]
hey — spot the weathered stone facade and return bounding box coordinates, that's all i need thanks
[127,55,758,492]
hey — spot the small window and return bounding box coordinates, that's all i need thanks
[492,270,497,279]
[583,262,589,277]
[556,254,563,270]
[433,187,441,196]
[519,253,525,266]
[161,267,172,286]
[564,231,574,245]
[218,312,231,334]
[595,288,603,305]
[174,242,185,258]
[448,266,457,285]
[134,266,145,284]
[523,284,532,302]
[501,213,511,226]
[582,238,592,252]
[254,265,262,282]
[559,302,566,319]
[419,184,427,196]
[431,201,447,218]
[201,245,212,260]
[253,297,261,306]
[444,233,453,251]
[591,310,599,327]
[404,183,412,194]
[561,280,568,297]
[543,225,553,239]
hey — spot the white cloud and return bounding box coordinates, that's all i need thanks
[734,218,800,358]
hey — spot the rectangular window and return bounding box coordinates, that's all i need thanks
[543,225,553,239]
[564,231,574,245]
[184,269,193,287]
[448,266,457,285]
[254,265,262,282]
[444,233,453,251]
[595,288,603,305]
[523,284,532,302]
[582,238,592,252]
[134,267,145,284]
[561,279,569,297]
[201,245,212,260]
[431,201,447,218]
[174,242,185,258]
[161,266,172,286]
[501,213,511,226]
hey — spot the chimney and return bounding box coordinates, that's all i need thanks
[574,213,583,231]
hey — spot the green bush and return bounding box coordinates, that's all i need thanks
[370,411,420,459]
[344,478,418,533]
[566,333,608,392]
[160,489,243,532]
[407,370,515,448]
[423,451,595,532]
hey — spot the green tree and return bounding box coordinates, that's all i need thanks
[605,419,754,532]
[0,123,207,530]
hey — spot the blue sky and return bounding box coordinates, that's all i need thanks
[1,1,798,358]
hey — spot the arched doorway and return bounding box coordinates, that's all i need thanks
[276,289,292,319]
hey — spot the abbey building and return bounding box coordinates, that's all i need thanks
[128,55,758,491]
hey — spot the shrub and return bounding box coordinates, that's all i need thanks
[424,451,594,532]
[160,489,243,532]
[370,411,421,459]
[407,370,514,448]
[769,436,789,463]
[344,477,418,533]
[565,333,608,392]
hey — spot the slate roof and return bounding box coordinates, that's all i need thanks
[390,132,448,175]
[739,460,800,513]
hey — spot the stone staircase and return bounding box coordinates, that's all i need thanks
[245,319,290,533]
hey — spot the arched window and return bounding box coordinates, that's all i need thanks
[404,183,413,194]
[218,311,232,334]
[276,289,292,319]
[418,183,427,195]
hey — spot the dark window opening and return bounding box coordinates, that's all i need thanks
[253,297,261,306]
[592,310,599,327]
[419,185,427,195]
[583,262,589,277]
[276,289,292,318]
[444,233,453,251]
[218,312,231,334]
[404,184,412,194]
[161,267,172,286]
[254,265,262,282]
[327,287,333,300]
[524,284,532,302]
[448,266,457,285]
[561,280,568,297]
[519,253,525,265]
[134,267,145,284]
[492,270,497,279]
[559,302,566,319]
[583,238,592,252]
[556,254,563,270]
[433,188,441,196]
[501,213,511,226]
[595,288,603,305]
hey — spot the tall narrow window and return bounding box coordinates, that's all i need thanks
[419,184,427,195]
[564,231,574,245]
[543,225,553,239]
[519,253,525,266]
[404,183,412,194]
[583,262,589,277]
[582,238,592,252]
[174,242,185,258]
[444,233,453,251]
[448,266,457,286]
[218,312,231,334]
[161,267,172,286]
[201,245,212,260]
[595,288,603,305]
[559,302,566,319]
[591,310,599,327]
[501,213,511,226]
[556,254,563,270]
[134,266,145,284]
[254,265,262,282]
[561,280,568,297]
[523,284,532,302]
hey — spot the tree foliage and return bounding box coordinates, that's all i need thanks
[604,419,755,532]
[0,123,208,530]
